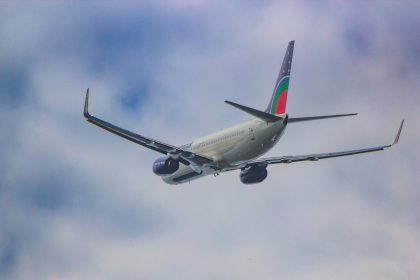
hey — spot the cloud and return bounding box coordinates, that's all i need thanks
[0,1,419,279]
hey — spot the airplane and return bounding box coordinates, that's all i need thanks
[83,40,404,185]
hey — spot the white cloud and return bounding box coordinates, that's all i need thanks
[1,1,419,279]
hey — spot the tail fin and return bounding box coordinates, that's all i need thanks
[265,40,294,115]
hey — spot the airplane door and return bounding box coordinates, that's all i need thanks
[249,127,256,141]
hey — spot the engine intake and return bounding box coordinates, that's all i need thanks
[152,156,180,175]
[240,165,268,184]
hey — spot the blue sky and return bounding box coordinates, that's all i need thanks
[1,1,419,279]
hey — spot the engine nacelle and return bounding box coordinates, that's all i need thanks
[240,165,268,184]
[152,156,180,175]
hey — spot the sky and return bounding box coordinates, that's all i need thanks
[0,1,419,279]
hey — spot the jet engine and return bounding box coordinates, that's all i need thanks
[152,156,180,175]
[240,165,268,184]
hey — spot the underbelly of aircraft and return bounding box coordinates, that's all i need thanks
[162,125,285,185]
[161,164,205,184]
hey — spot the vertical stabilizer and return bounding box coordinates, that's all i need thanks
[265,40,294,115]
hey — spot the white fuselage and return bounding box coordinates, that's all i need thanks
[162,117,286,184]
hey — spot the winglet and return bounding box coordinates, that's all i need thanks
[392,120,404,146]
[84,88,90,118]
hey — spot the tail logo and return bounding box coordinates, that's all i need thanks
[270,75,289,115]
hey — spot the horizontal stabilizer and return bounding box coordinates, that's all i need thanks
[225,100,283,122]
[288,113,357,123]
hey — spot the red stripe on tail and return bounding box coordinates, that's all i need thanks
[275,89,288,114]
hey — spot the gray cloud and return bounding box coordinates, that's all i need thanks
[0,1,419,279]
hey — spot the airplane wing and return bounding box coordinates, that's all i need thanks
[83,89,213,166]
[236,120,404,169]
